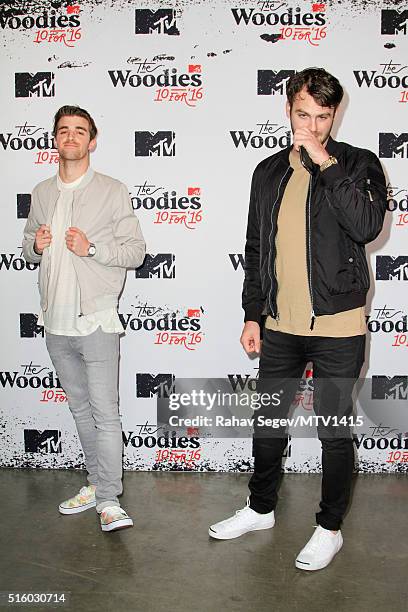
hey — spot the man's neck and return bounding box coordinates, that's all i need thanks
[59,158,89,183]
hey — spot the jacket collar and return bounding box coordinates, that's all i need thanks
[50,166,95,195]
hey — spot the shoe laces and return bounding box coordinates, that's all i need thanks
[79,487,89,497]
[232,498,253,520]
[78,485,93,496]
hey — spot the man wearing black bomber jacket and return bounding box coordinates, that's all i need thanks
[209,68,387,571]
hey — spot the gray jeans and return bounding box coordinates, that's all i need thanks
[46,327,123,511]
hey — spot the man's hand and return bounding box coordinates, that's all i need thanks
[293,128,330,166]
[65,227,90,257]
[34,224,52,254]
[240,321,261,354]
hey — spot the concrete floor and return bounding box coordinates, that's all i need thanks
[0,469,407,612]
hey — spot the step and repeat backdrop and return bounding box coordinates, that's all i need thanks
[1,0,407,473]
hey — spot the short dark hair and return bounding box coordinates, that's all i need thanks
[53,105,98,140]
[286,68,343,109]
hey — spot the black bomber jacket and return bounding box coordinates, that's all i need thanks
[242,137,387,330]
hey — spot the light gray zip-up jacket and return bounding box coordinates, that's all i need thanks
[22,167,146,315]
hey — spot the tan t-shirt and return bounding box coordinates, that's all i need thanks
[265,150,366,337]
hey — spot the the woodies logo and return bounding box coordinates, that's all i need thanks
[0,362,61,390]
[108,60,203,107]
[387,183,408,227]
[119,301,204,351]
[0,122,58,166]
[231,2,327,46]
[230,120,291,150]
[123,423,201,468]
[134,8,180,35]
[0,3,82,47]
[366,304,408,349]
[379,133,408,158]
[353,432,408,452]
[0,247,39,272]
[0,361,66,403]
[353,60,408,104]
[130,182,202,230]
[135,131,175,157]
[123,430,200,450]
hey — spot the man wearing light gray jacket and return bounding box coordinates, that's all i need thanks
[23,105,146,532]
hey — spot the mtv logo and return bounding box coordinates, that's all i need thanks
[135,9,180,35]
[24,429,62,453]
[188,64,201,73]
[379,133,408,159]
[188,187,200,196]
[15,72,55,98]
[136,373,175,398]
[20,313,44,338]
[372,376,408,400]
[381,9,408,35]
[376,256,408,280]
[257,70,295,96]
[187,309,201,318]
[135,254,176,279]
[17,194,31,219]
[229,253,245,271]
[135,131,176,157]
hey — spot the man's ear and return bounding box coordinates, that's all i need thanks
[285,100,291,119]
[88,138,97,153]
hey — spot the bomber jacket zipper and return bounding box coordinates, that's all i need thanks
[366,178,373,202]
[306,175,316,330]
[268,167,291,319]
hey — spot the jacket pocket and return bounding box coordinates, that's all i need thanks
[328,243,369,295]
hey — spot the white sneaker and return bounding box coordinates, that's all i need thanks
[209,498,275,540]
[99,505,133,532]
[295,525,343,571]
[58,485,96,515]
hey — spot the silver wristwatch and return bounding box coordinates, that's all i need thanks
[87,243,96,257]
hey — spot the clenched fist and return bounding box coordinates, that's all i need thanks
[65,227,90,257]
[34,225,52,254]
[240,321,261,354]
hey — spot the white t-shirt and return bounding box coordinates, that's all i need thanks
[39,171,124,336]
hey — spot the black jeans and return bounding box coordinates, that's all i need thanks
[248,329,366,531]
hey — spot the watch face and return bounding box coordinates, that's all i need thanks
[88,244,96,256]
